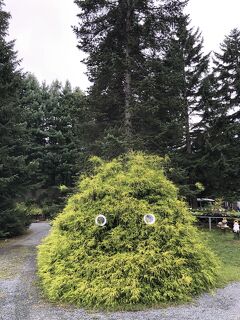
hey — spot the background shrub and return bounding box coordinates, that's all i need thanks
[0,202,31,238]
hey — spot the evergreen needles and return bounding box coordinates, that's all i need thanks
[38,152,219,310]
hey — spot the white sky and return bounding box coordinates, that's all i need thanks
[4,0,240,92]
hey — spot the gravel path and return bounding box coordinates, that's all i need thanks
[1,222,240,320]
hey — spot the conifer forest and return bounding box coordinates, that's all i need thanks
[1,0,240,237]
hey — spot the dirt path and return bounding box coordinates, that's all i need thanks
[1,222,240,320]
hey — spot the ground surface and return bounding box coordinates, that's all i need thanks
[1,222,240,320]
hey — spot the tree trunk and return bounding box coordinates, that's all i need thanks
[184,103,191,154]
[182,61,191,154]
[124,0,132,147]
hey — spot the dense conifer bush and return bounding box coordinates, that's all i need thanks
[0,203,31,238]
[38,153,219,309]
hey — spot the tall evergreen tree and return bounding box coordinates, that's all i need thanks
[213,28,240,118]
[73,0,188,156]
[20,77,89,217]
[193,29,240,199]
[43,80,87,189]
[133,15,209,156]
[167,16,210,201]
[20,74,47,191]
[166,15,210,154]
[134,15,210,199]
[0,1,30,237]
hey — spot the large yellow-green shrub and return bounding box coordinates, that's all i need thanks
[38,153,219,309]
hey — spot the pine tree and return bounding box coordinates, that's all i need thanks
[213,28,240,118]
[42,81,87,188]
[20,74,47,190]
[73,0,188,156]
[0,1,30,237]
[169,16,210,202]
[135,15,210,199]
[19,74,91,217]
[20,78,89,217]
[166,15,210,154]
[193,29,240,199]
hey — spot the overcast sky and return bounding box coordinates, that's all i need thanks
[4,0,240,92]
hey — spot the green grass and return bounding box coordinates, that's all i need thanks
[199,228,240,286]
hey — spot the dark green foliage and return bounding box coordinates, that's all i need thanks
[144,15,210,202]
[213,29,240,115]
[74,0,188,156]
[20,76,90,217]
[0,1,30,237]
[38,153,219,309]
[193,29,240,200]
[166,15,209,154]
[2,0,240,239]
[73,3,216,202]
[0,204,31,238]
[44,81,88,188]
[20,74,47,190]
[137,15,209,156]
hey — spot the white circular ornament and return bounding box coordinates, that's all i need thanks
[95,214,107,226]
[143,214,156,225]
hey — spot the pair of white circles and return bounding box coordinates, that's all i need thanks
[95,214,156,226]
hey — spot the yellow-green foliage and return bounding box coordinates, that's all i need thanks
[38,152,219,309]
[16,202,43,217]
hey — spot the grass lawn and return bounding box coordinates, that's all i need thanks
[199,228,240,287]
